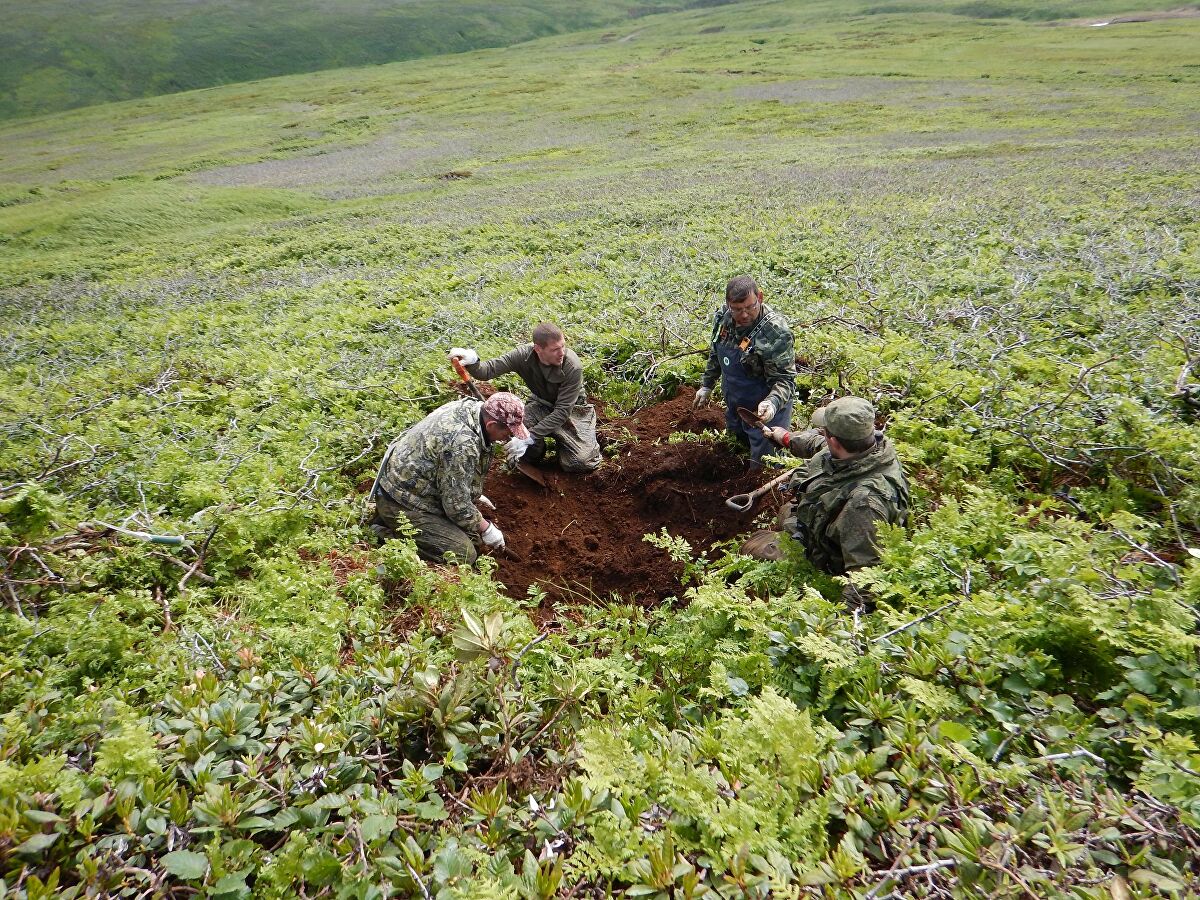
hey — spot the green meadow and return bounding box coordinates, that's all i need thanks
[1,0,1199,896]
[0,0,734,121]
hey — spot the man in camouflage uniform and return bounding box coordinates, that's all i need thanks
[370,392,529,564]
[743,397,910,609]
[450,322,602,473]
[693,275,796,467]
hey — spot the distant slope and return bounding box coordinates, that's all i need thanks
[0,0,742,121]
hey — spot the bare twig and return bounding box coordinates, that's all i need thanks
[1037,748,1106,767]
[179,523,220,594]
[511,632,550,689]
[865,859,958,899]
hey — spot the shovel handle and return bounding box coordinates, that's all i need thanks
[451,357,484,400]
[725,471,790,513]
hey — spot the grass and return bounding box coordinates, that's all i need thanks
[0,1,1199,894]
[0,0,751,121]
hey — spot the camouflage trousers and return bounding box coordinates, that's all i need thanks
[523,398,602,472]
[371,491,478,564]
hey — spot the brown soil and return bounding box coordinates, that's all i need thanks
[482,387,778,607]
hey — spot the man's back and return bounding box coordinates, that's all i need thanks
[380,399,487,516]
[789,438,909,574]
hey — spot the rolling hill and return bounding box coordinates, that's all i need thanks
[0,0,744,120]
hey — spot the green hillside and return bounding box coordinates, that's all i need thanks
[2,0,1199,896]
[0,0,746,121]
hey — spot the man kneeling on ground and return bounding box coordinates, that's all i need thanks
[371,392,528,564]
[742,396,910,610]
[450,322,602,473]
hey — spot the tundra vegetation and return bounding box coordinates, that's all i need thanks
[1,0,1199,896]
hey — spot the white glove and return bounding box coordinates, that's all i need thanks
[448,347,479,366]
[477,495,495,511]
[506,435,535,463]
[480,521,505,551]
[692,386,711,410]
[756,399,776,421]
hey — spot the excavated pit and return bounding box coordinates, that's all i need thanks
[482,387,777,606]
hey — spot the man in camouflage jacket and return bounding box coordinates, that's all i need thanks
[742,397,910,610]
[693,275,796,466]
[370,392,528,564]
[450,322,601,472]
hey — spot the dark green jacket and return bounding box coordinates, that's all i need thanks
[379,399,492,533]
[784,437,909,574]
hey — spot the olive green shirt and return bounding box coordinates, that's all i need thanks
[785,437,909,574]
[466,344,586,440]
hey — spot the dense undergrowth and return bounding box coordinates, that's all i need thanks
[1,0,1199,896]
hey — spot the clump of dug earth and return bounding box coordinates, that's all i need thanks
[483,388,778,607]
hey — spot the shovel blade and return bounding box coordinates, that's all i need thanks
[736,406,764,429]
[516,461,548,488]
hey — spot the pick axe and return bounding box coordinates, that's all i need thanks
[450,357,548,489]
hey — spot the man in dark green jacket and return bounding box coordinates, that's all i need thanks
[450,323,602,472]
[743,397,909,609]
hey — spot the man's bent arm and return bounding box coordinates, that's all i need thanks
[435,449,484,533]
[466,346,525,382]
[763,329,797,411]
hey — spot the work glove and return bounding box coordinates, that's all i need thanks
[448,347,480,366]
[477,495,495,512]
[480,521,505,551]
[692,386,711,410]
[756,399,776,421]
[505,435,535,463]
[764,426,790,446]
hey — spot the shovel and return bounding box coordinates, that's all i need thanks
[725,471,790,513]
[451,357,548,489]
[735,406,765,430]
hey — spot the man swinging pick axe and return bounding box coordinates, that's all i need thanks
[450,322,602,473]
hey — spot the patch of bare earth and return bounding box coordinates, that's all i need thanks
[480,387,777,609]
[1061,7,1200,25]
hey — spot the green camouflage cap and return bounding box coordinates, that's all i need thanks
[823,397,875,441]
[810,407,827,429]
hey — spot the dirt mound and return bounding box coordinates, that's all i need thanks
[483,388,777,607]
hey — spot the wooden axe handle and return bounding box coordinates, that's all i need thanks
[451,357,484,400]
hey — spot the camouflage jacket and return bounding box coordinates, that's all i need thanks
[467,345,587,439]
[701,304,796,410]
[785,427,827,460]
[378,399,492,533]
[783,437,909,574]
[784,427,885,460]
